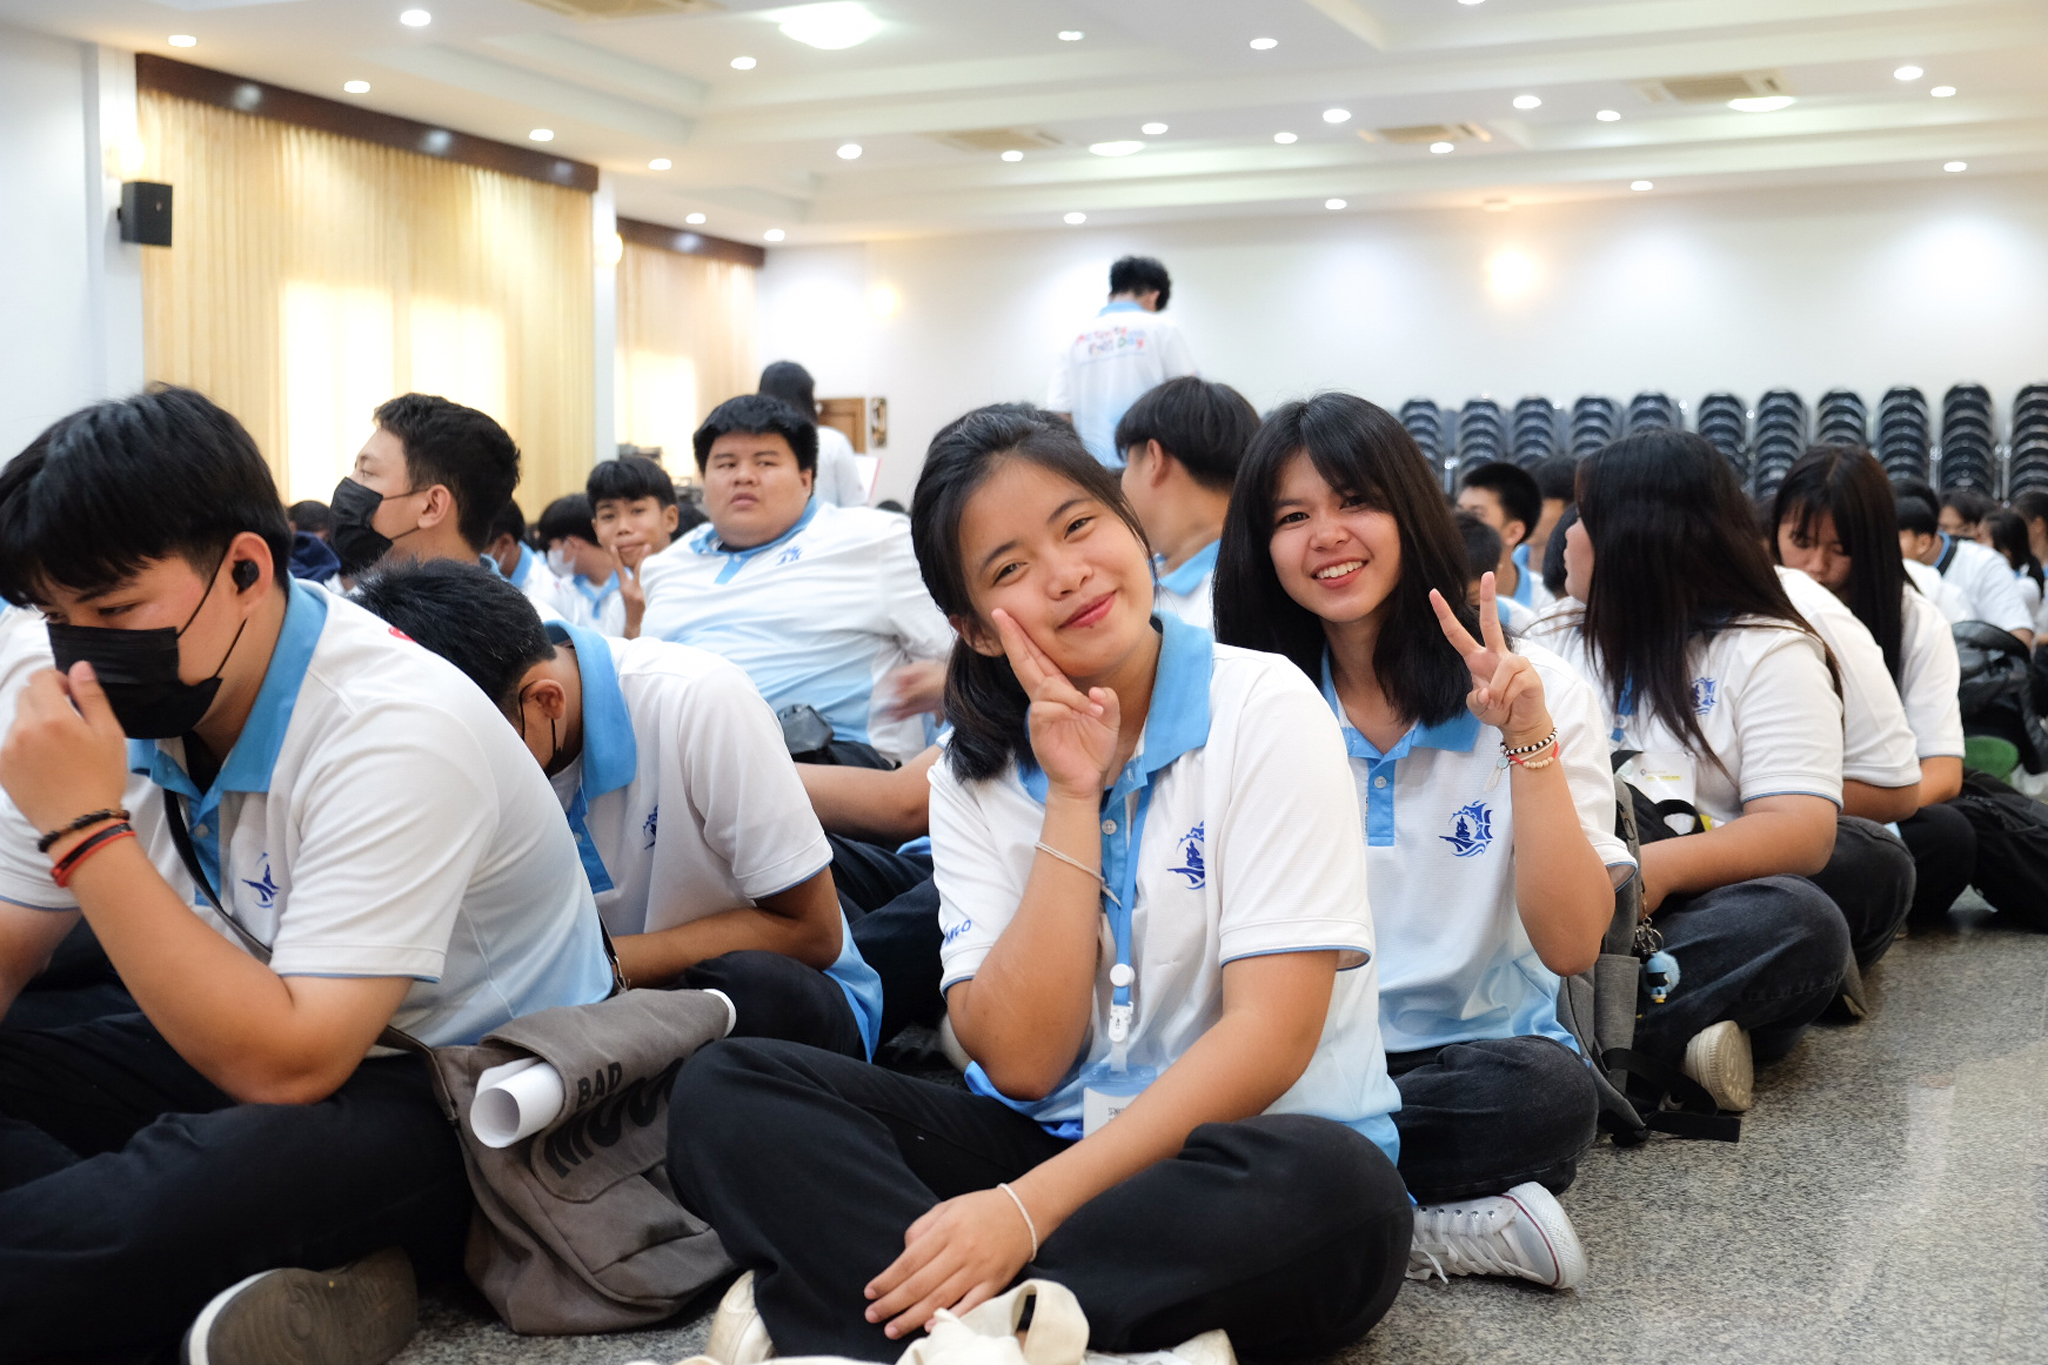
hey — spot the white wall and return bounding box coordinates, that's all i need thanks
[758,174,2048,505]
[0,25,143,460]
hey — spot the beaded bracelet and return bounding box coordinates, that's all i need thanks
[36,807,130,855]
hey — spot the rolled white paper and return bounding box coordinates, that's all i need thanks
[471,1055,566,1148]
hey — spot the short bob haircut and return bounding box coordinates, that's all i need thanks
[1772,444,1909,680]
[587,454,678,509]
[350,558,553,714]
[1108,255,1172,309]
[0,386,292,605]
[910,403,1151,782]
[692,394,818,475]
[1213,392,1479,730]
[373,392,522,554]
[1112,375,1260,491]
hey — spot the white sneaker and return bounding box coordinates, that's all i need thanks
[180,1247,416,1365]
[1682,1020,1754,1112]
[698,1271,775,1365]
[1406,1182,1588,1289]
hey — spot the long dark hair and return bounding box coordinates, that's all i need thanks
[1772,444,1909,680]
[1214,392,1478,727]
[1577,429,1820,758]
[910,404,1152,782]
[1984,508,2046,593]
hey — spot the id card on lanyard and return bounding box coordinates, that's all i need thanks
[1080,782,1158,1136]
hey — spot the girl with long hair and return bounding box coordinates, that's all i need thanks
[1215,393,1624,1290]
[667,404,1411,1363]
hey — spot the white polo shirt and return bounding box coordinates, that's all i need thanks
[541,622,885,1057]
[638,499,953,763]
[0,582,615,1048]
[1776,567,1921,790]
[1903,558,1969,624]
[1527,611,1844,827]
[1046,302,1199,467]
[931,615,1402,1161]
[1939,536,2033,635]
[1897,584,1966,761]
[1152,540,1218,632]
[1320,647,1632,1055]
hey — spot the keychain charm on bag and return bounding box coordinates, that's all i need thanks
[1633,920,1681,1004]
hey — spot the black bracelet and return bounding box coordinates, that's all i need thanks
[36,807,130,855]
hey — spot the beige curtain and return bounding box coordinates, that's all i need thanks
[139,91,594,507]
[615,241,756,480]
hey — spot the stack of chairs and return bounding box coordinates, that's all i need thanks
[1511,397,1561,468]
[1626,391,1682,434]
[1570,395,1621,458]
[2008,384,2048,498]
[1697,393,1750,483]
[1876,387,1933,484]
[1815,389,1869,447]
[1938,384,1998,494]
[1752,390,1807,500]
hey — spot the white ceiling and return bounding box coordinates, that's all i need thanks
[6,0,2047,244]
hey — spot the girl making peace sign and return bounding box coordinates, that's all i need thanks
[1216,393,1632,1292]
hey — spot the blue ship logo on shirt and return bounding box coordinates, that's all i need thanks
[643,806,659,850]
[1441,802,1494,858]
[775,544,804,567]
[1691,677,1719,714]
[241,860,280,909]
[1169,822,1206,889]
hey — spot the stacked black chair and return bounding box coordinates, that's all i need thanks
[2008,384,2048,498]
[1876,387,1933,484]
[1626,391,1682,434]
[1511,397,1561,468]
[1815,389,1868,447]
[1696,393,1750,482]
[1939,383,1998,494]
[1751,389,1807,500]
[1456,398,1506,480]
[1570,395,1621,458]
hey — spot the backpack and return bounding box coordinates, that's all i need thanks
[1947,770,2048,930]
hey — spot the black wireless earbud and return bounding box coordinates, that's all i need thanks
[231,560,260,591]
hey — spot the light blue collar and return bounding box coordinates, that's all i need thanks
[1156,540,1220,597]
[1020,614,1214,803]
[129,579,330,796]
[695,496,820,559]
[1100,300,1146,316]
[1318,651,1480,762]
[545,622,637,799]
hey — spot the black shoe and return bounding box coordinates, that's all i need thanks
[180,1247,417,1365]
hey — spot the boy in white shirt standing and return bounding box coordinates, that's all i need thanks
[1047,256,1199,468]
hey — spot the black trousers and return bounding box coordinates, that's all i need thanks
[1897,800,1978,923]
[1803,815,1917,969]
[668,1039,1411,1363]
[0,1013,470,1364]
[1632,874,1850,1071]
[1387,1035,1597,1204]
[682,948,866,1059]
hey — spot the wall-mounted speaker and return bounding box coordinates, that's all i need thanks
[119,181,173,246]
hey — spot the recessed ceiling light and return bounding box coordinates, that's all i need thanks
[1323,108,1351,124]
[1249,37,1278,50]
[1596,109,1621,122]
[779,3,881,51]
[168,34,197,48]
[1064,211,1087,225]
[1430,140,1455,153]
[1513,94,1542,110]
[343,80,371,94]
[1728,95,1796,112]
[1141,122,1168,135]
[1931,85,1956,97]
[1273,131,1298,144]
[1001,149,1024,162]
[764,228,786,241]
[1894,65,1924,81]
[730,56,757,70]
[1325,198,1347,210]
[529,128,554,142]
[1631,180,1653,191]
[1090,140,1145,157]
[837,143,863,159]
[1944,160,1968,172]
[399,9,431,27]
[1058,30,1083,41]
[648,157,672,170]
[685,212,707,224]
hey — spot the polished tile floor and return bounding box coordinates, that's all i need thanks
[398,896,2048,1365]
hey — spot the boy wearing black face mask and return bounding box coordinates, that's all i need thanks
[0,389,614,1365]
[327,392,522,581]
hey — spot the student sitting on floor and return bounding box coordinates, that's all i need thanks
[351,559,883,1060]
[1526,429,1862,1113]
[1113,374,1260,630]
[326,392,522,583]
[587,454,683,639]
[0,389,614,1365]
[1215,392,1625,1290]
[666,403,1412,1365]
[639,394,954,764]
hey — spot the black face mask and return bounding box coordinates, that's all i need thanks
[328,476,418,578]
[46,559,251,740]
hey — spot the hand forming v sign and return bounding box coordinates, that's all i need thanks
[1428,573,1552,746]
[989,608,1119,800]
